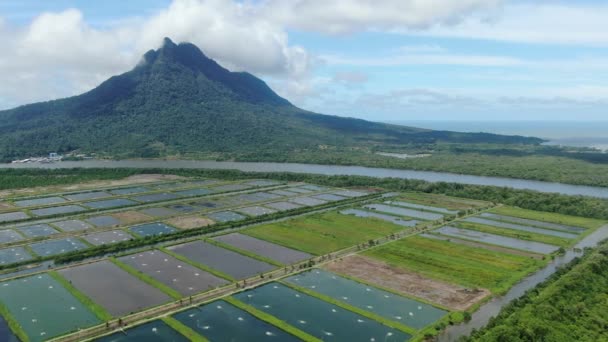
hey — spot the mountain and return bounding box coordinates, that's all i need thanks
[0,38,541,162]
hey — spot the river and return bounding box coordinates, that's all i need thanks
[3,160,608,198]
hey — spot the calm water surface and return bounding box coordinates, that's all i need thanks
[3,160,608,198]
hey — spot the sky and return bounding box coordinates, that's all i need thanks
[1,0,608,121]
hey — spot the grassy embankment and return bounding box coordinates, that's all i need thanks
[364,236,544,294]
[243,211,406,255]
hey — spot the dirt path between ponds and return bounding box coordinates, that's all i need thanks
[324,254,490,311]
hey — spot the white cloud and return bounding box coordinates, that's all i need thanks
[0,0,315,108]
[262,0,501,34]
[322,52,523,67]
[415,3,608,46]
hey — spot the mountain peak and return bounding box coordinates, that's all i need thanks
[162,37,176,47]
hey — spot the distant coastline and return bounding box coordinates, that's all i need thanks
[388,120,608,151]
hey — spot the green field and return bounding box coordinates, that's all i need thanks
[243,211,405,255]
[364,236,544,294]
[398,192,490,211]
[454,221,570,247]
[489,206,605,230]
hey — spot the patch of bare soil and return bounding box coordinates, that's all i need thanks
[0,202,15,211]
[1,174,188,199]
[324,254,490,311]
[111,211,152,225]
[165,216,215,229]
[63,174,187,191]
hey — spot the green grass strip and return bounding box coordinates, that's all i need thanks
[162,316,208,342]
[160,247,236,282]
[204,238,284,267]
[48,270,113,322]
[224,296,321,342]
[109,258,182,300]
[0,301,29,342]
[280,281,417,335]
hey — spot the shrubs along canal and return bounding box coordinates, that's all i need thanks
[234,282,410,341]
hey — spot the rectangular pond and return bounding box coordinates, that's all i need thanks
[86,215,122,227]
[84,198,138,209]
[138,207,178,217]
[16,224,59,238]
[83,230,133,246]
[268,189,300,197]
[96,320,188,342]
[235,206,277,217]
[213,233,311,264]
[264,201,303,211]
[172,188,213,197]
[0,212,29,223]
[233,283,410,342]
[207,211,246,223]
[173,299,300,341]
[435,226,560,254]
[285,269,447,329]
[298,184,329,191]
[118,250,228,296]
[285,187,313,194]
[59,260,171,316]
[479,213,585,233]
[245,180,282,187]
[52,220,93,232]
[31,205,86,217]
[132,193,180,203]
[128,223,177,238]
[13,196,67,207]
[109,186,152,196]
[166,204,201,213]
[340,209,419,227]
[0,247,33,265]
[167,240,276,279]
[386,201,459,215]
[29,238,89,257]
[289,196,327,206]
[53,219,93,232]
[463,217,579,239]
[364,204,443,221]
[332,190,368,198]
[312,193,347,202]
[0,230,24,244]
[65,191,112,201]
[0,273,100,342]
[211,183,252,192]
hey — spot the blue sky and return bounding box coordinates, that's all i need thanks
[1,0,607,121]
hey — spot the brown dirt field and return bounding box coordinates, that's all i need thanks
[165,216,215,229]
[0,202,15,211]
[324,254,490,311]
[111,211,153,225]
[63,174,187,190]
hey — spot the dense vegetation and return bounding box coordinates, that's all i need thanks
[465,240,608,341]
[0,38,539,164]
[2,168,608,220]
